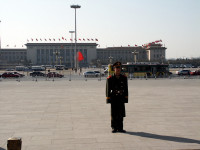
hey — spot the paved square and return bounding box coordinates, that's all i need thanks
[0,79,200,150]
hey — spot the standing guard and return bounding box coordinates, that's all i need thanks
[106,62,128,133]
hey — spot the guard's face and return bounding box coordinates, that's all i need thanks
[114,66,121,75]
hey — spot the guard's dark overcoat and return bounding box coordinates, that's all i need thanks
[106,74,128,118]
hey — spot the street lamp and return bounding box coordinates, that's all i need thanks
[97,59,101,81]
[108,56,113,64]
[69,31,75,68]
[132,50,139,63]
[53,50,60,66]
[0,20,1,49]
[70,4,81,71]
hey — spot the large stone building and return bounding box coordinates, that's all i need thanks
[0,42,166,68]
[97,43,166,64]
[0,48,27,64]
[25,43,97,67]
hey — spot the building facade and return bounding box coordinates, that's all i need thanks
[0,42,166,67]
[0,48,27,64]
[97,43,166,64]
[26,43,97,67]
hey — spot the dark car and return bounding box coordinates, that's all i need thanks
[178,70,191,75]
[2,72,20,78]
[190,69,200,75]
[46,72,64,78]
[30,71,45,77]
[12,72,25,77]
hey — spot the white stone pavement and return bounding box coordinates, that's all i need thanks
[0,79,200,150]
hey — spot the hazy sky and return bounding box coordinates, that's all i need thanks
[0,0,199,59]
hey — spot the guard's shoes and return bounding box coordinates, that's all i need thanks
[118,129,126,133]
[112,129,117,133]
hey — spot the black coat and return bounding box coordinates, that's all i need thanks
[106,74,128,117]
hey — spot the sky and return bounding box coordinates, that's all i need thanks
[0,0,200,59]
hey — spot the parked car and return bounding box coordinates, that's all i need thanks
[2,72,20,78]
[94,71,105,77]
[178,70,191,75]
[190,69,200,75]
[83,71,98,77]
[46,72,64,78]
[12,72,25,77]
[30,71,46,77]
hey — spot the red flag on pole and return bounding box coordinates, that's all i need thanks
[62,37,64,40]
[83,38,85,41]
[77,51,84,61]
[87,38,90,41]
[95,38,98,41]
[135,44,138,46]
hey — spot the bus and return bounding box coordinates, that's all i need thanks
[108,62,170,78]
[16,66,27,71]
[31,66,45,71]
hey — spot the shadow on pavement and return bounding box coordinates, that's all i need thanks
[125,132,200,144]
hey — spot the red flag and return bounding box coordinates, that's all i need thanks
[128,45,130,47]
[95,38,98,41]
[77,51,84,61]
[91,38,94,41]
[62,37,64,40]
[65,39,67,41]
[87,38,90,41]
[59,38,61,41]
[36,39,38,41]
[135,44,138,46]
[70,39,73,41]
[83,38,85,41]
[79,38,81,41]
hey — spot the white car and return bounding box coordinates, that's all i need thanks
[83,71,98,77]
[94,71,105,77]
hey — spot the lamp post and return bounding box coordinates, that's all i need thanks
[70,4,81,71]
[69,31,75,68]
[108,56,113,64]
[0,20,1,49]
[53,50,60,66]
[97,59,101,81]
[132,50,139,63]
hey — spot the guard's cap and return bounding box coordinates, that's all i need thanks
[113,61,122,68]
